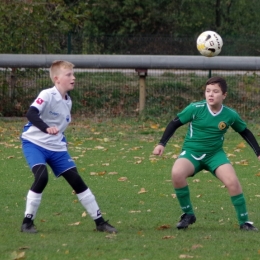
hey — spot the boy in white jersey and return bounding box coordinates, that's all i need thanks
[21,60,117,233]
[153,76,260,231]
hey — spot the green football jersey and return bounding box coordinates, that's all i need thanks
[177,100,246,154]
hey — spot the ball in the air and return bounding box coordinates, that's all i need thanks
[197,31,223,57]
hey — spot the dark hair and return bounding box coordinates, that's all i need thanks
[206,76,227,94]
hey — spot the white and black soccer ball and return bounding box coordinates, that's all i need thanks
[196,31,223,57]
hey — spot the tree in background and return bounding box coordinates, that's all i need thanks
[0,0,260,55]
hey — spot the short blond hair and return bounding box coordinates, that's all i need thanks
[49,60,75,83]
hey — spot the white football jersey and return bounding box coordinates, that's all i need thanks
[21,86,72,151]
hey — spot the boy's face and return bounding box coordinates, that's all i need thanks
[205,83,227,106]
[54,67,75,92]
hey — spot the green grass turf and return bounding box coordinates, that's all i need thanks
[1,117,260,260]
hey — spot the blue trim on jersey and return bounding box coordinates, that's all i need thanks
[23,121,33,133]
[61,132,67,143]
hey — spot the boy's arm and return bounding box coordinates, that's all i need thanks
[159,117,183,146]
[26,106,49,133]
[238,128,260,157]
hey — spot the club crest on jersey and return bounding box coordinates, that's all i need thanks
[66,115,70,122]
[218,121,227,130]
[36,98,44,105]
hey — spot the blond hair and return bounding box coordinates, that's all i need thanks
[49,60,75,83]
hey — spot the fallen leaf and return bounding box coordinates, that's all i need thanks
[134,160,142,164]
[11,251,25,260]
[171,194,177,198]
[129,210,141,213]
[191,244,203,250]
[236,142,246,148]
[108,172,118,175]
[138,188,147,194]
[18,246,30,250]
[95,146,105,149]
[118,177,128,181]
[179,255,194,259]
[157,224,171,230]
[162,235,175,239]
[106,234,117,239]
[82,211,87,217]
[150,124,159,129]
[192,179,200,183]
[68,222,80,226]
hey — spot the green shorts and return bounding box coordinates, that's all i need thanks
[178,149,231,176]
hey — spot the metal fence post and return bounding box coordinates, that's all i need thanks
[135,69,147,113]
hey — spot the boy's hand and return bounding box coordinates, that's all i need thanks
[46,126,59,135]
[153,144,165,156]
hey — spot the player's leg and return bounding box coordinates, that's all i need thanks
[50,151,117,233]
[172,155,197,229]
[215,163,258,231]
[21,141,48,233]
[61,168,117,233]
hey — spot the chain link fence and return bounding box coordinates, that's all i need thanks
[1,67,260,122]
[1,35,260,119]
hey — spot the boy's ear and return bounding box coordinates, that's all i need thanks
[54,75,59,82]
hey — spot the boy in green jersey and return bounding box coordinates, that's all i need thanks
[153,76,260,231]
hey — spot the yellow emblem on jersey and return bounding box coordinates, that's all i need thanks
[218,122,227,130]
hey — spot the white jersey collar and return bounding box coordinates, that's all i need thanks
[207,103,223,116]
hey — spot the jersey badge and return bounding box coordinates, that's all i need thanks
[36,98,44,105]
[218,122,227,130]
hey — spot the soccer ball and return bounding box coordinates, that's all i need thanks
[196,31,223,57]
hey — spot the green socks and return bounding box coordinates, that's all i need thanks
[175,187,249,225]
[175,186,194,215]
[231,193,249,225]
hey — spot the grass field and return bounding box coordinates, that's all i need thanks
[1,117,260,260]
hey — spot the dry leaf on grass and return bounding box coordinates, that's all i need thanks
[102,163,110,166]
[157,224,171,230]
[108,172,118,175]
[134,160,142,164]
[118,177,128,181]
[68,222,80,226]
[236,142,246,148]
[11,251,25,260]
[138,188,147,194]
[162,235,175,239]
[179,255,194,259]
[129,210,141,213]
[227,153,236,157]
[18,246,30,250]
[191,244,203,250]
